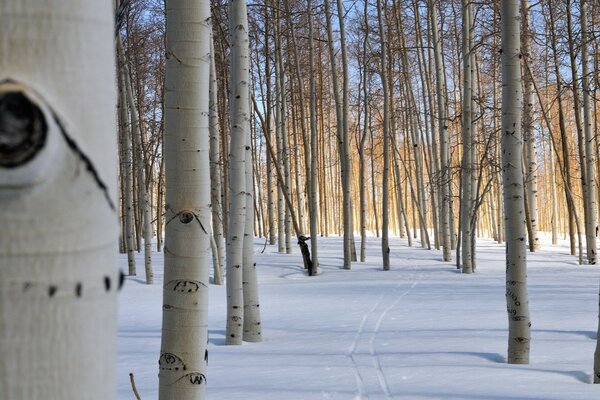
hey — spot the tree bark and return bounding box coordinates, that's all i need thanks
[501,0,531,364]
[0,2,119,398]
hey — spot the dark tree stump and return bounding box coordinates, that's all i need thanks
[297,236,314,276]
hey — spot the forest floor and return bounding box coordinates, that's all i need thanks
[118,233,600,399]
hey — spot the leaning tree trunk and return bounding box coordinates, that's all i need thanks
[158,0,211,398]
[0,1,119,399]
[501,0,531,364]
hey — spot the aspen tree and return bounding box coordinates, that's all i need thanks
[377,0,391,270]
[158,0,211,397]
[324,0,352,269]
[120,40,153,284]
[308,0,320,273]
[580,0,597,264]
[460,0,474,274]
[359,0,370,263]
[430,0,452,262]
[501,0,531,364]
[520,0,540,252]
[0,1,119,399]
[117,47,137,276]
[210,37,225,284]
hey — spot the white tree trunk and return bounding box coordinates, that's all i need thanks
[307,0,320,273]
[501,0,531,364]
[430,0,451,262]
[120,43,153,284]
[580,0,597,265]
[159,0,211,397]
[226,0,252,345]
[521,0,540,252]
[460,0,473,274]
[377,0,391,270]
[243,114,262,341]
[117,49,137,275]
[209,37,225,285]
[0,1,118,399]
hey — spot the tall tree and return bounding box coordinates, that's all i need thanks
[460,0,474,273]
[520,0,540,252]
[0,1,119,398]
[501,0,531,364]
[430,0,452,262]
[377,0,391,270]
[159,0,211,397]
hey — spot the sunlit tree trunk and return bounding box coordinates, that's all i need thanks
[520,0,540,252]
[580,0,596,265]
[307,0,320,272]
[0,1,118,398]
[460,0,473,274]
[324,0,352,269]
[501,0,530,364]
[430,0,451,262]
[377,0,391,270]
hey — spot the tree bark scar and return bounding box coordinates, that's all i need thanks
[0,91,47,168]
[50,111,116,212]
[0,78,115,211]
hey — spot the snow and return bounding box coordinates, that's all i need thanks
[118,235,600,399]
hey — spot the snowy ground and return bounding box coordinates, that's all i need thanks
[118,234,600,399]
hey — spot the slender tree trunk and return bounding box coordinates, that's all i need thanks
[121,43,153,284]
[117,42,137,276]
[210,37,225,285]
[520,0,540,252]
[307,0,320,273]
[548,2,576,255]
[226,0,251,345]
[430,0,451,261]
[0,1,119,398]
[577,0,597,264]
[324,0,352,269]
[460,0,473,274]
[243,101,262,342]
[377,0,391,270]
[501,0,530,364]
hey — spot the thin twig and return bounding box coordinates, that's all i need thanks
[129,372,142,400]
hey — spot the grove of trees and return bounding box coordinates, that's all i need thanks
[1,0,600,398]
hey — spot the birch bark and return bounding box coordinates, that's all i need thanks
[159,0,211,397]
[501,0,531,364]
[209,37,225,285]
[226,0,253,345]
[377,0,391,270]
[430,0,451,262]
[0,1,118,398]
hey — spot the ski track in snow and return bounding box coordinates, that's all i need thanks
[347,268,421,400]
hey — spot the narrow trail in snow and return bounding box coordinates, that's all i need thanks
[346,267,421,400]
